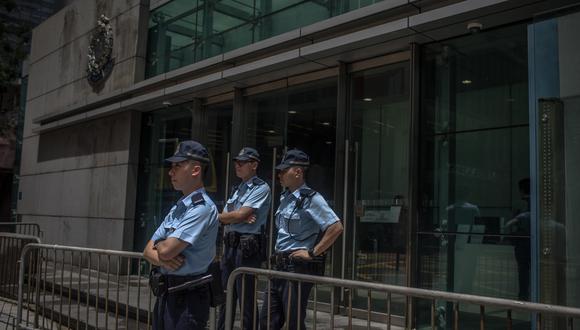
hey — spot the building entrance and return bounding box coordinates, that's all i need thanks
[343,61,411,316]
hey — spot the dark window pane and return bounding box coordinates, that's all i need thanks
[417,24,531,329]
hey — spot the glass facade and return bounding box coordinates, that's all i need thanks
[146,0,385,77]
[134,11,580,326]
[529,9,580,327]
[417,25,530,328]
[346,62,410,314]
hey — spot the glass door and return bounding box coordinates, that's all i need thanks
[244,77,338,305]
[530,9,580,328]
[345,62,411,315]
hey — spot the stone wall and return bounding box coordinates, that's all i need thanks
[18,0,149,251]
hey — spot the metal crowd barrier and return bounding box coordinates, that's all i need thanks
[0,233,42,329]
[225,267,580,330]
[0,234,42,301]
[16,243,154,330]
[0,222,43,238]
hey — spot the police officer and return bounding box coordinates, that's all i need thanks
[260,149,343,330]
[143,140,219,330]
[218,147,271,330]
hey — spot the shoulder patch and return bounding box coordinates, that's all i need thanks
[252,177,266,186]
[191,192,206,206]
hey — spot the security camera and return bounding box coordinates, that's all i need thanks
[467,22,483,34]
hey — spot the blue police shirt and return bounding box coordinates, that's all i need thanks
[151,188,219,276]
[225,176,271,234]
[275,184,339,252]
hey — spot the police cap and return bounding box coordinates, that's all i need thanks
[275,149,310,170]
[233,147,260,162]
[165,140,210,164]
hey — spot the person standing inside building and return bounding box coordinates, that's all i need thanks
[505,178,531,300]
[218,147,271,330]
[143,140,219,330]
[260,149,343,330]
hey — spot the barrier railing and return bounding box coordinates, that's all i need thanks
[0,233,41,301]
[0,222,43,238]
[16,243,154,330]
[0,233,42,329]
[225,267,580,330]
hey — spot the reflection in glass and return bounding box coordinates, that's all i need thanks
[418,24,530,329]
[146,0,388,77]
[348,62,409,314]
[244,79,337,199]
[531,10,580,316]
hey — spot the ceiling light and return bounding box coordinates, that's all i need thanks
[325,141,333,145]
[363,98,373,102]
[321,122,330,126]
[267,130,276,134]
[462,79,472,85]
[288,110,297,114]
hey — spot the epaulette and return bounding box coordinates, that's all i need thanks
[191,192,206,206]
[252,177,266,186]
[230,185,238,196]
[299,188,317,198]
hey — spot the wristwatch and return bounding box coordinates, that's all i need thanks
[308,248,316,258]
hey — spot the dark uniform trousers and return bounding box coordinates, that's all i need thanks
[153,277,210,330]
[218,244,262,330]
[259,260,316,330]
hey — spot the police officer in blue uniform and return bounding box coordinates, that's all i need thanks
[218,147,271,330]
[143,140,219,330]
[260,149,343,330]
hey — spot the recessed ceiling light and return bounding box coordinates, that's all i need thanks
[288,110,297,114]
[267,130,276,134]
[321,122,330,126]
[462,79,472,85]
[325,141,333,145]
[363,98,373,102]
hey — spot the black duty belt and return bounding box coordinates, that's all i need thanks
[270,251,326,274]
[224,231,261,249]
[165,274,213,294]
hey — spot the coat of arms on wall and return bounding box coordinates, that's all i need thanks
[87,14,114,88]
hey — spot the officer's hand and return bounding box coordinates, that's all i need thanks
[245,214,256,224]
[160,255,185,271]
[290,249,312,261]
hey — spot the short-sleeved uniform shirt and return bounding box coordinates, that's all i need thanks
[275,184,339,252]
[151,188,219,276]
[225,176,271,234]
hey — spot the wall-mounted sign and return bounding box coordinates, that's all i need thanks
[360,205,402,223]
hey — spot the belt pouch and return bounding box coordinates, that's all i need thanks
[149,267,167,297]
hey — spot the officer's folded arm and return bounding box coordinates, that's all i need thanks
[218,206,255,225]
[143,238,188,271]
[290,221,344,260]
